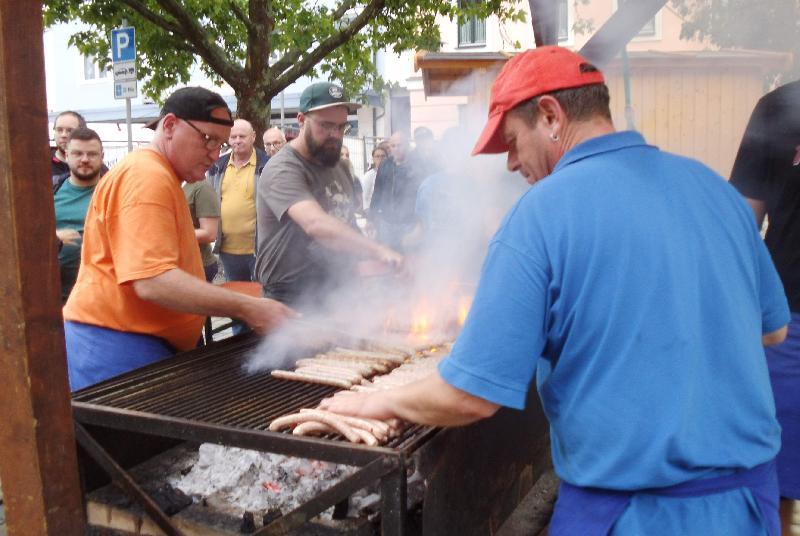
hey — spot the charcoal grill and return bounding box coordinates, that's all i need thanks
[72,332,436,534]
[73,332,550,535]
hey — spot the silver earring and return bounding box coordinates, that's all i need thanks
[550,132,559,142]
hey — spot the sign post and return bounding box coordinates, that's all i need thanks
[111,26,136,151]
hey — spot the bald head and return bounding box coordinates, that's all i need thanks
[229,118,256,160]
[263,127,286,157]
[389,131,408,163]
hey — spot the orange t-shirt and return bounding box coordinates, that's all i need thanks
[64,148,205,351]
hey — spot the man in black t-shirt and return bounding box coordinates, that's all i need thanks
[729,79,800,532]
[51,111,86,181]
[255,82,402,306]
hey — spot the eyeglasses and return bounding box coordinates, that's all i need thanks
[307,116,351,136]
[264,141,284,149]
[182,119,225,151]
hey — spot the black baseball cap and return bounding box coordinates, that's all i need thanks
[145,86,234,130]
[299,82,361,114]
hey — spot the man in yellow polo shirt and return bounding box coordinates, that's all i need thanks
[207,118,269,283]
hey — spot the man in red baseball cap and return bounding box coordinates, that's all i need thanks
[321,47,788,534]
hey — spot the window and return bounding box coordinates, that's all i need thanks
[83,55,108,81]
[618,0,657,38]
[557,0,569,42]
[458,0,486,47]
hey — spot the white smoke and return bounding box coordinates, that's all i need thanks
[247,73,529,372]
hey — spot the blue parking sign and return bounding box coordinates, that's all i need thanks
[111,27,136,63]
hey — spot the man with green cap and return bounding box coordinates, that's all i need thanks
[255,82,403,307]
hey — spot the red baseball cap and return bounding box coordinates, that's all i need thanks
[472,46,605,155]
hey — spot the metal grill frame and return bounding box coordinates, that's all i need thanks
[72,333,440,535]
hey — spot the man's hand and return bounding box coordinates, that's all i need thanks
[376,245,404,273]
[318,390,398,421]
[133,268,295,337]
[239,297,296,335]
[56,228,81,246]
[319,372,500,427]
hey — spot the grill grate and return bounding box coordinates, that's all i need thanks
[73,334,436,453]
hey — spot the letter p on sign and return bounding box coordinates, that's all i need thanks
[111,27,136,63]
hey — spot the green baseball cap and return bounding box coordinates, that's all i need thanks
[299,82,362,114]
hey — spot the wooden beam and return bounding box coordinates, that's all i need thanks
[528,0,558,47]
[0,1,86,533]
[579,0,669,67]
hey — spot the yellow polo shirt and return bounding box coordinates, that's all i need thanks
[220,150,257,254]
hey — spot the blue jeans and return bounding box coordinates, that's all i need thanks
[765,311,800,499]
[219,252,255,282]
[65,321,175,391]
[218,252,255,335]
[204,262,218,283]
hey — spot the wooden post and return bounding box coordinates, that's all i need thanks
[0,1,86,533]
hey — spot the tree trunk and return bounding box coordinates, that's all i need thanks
[234,86,273,150]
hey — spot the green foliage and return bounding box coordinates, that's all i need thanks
[42,0,526,133]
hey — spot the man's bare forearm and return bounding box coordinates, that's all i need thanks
[132,268,291,335]
[763,325,788,346]
[305,211,389,258]
[320,372,500,427]
[288,200,398,262]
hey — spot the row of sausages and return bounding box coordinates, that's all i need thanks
[268,342,451,445]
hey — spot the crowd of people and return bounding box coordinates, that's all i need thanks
[51,47,799,533]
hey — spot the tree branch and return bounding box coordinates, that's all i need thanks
[151,0,246,88]
[270,0,383,93]
[229,0,256,35]
[246,0,272,91]
[270,0,359,74]
[118,0,184,35]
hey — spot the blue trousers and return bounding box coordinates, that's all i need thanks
[218,252,255,335]
[203,261,218,283]
[219,252,255,282]
[550,460,779,536]
[766,311,800,499]
[65,321,175,391]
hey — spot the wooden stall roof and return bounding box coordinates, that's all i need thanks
[414,50,512,97]
[415,48,793,98]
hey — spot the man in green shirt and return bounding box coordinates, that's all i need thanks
[183,179,221,282]
[54,128,104,301]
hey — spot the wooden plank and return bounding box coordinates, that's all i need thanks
[706,71,723,174]
[692,73,709,167]
[654,70,670,149]
[680,70,696,160]
[667,67,682,156]
[0,2,85,534]
[639,68,656,141]
[718,69,735,177]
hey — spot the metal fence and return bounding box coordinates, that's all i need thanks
[101,141,148,169]
[346,135,388,176]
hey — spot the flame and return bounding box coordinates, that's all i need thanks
[410,297,431,340]
[457,295,472,327]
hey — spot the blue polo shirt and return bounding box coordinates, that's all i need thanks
[440,131,788,493]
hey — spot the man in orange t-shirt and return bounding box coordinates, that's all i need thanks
[64,87,291,391]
